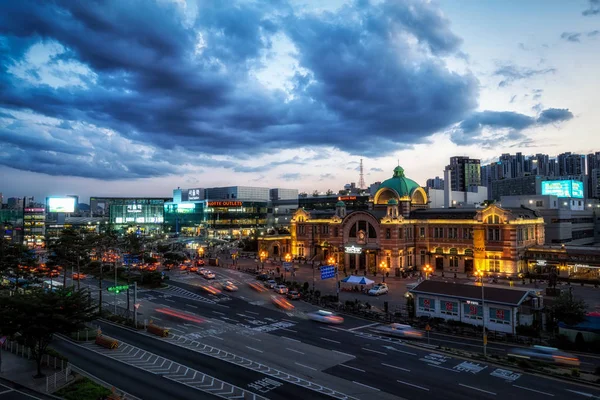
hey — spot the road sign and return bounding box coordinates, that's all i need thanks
[107,284,129,293]
[283,262,292,271]
[320,265,336,280]
[425,324,431,331]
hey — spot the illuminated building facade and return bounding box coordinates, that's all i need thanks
[261,167,546,277]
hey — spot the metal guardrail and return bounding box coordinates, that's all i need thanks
[1,339,66,370]
[45,365,73,393]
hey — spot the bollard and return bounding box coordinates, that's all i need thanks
[95,335,119,349]
[147,324,169,337]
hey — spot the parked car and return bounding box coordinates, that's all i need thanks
[307,310,344,324]
[189,266,198,273]
[222,281,238,292]
[287,290,301,300]
[508,346,580,366]
[372,323,424,340]
[256,274,270,281]
[264,280,278,289]
[368,283,389,296]
[274,285,288,294]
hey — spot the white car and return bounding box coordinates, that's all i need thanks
[274,285,288,294]
[264,280,278,289]
[368,283,389,296]
[202,270,216,279]
[372,323,424,340]
[307,310,344,324]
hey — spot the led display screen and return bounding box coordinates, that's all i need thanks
[47,197,76,213]
[541,180,584,199]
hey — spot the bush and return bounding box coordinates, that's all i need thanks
[55,377,112,400]
[571,368,580,377]
[45,347,68,361]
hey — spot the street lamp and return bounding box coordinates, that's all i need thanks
[379,260,388,282]
[474,270,487,356]
[327,256,339,302]
[423,264,432,280]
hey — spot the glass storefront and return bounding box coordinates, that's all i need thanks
[204,201,267,238]
[109,199,165,235]
[164,203,204,236]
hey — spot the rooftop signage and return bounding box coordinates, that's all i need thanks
[338,196,357,201]
[207,201,243,207]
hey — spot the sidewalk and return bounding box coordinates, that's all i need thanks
[0,350,58,396]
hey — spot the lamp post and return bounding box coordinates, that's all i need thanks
[423,264,432,280]
[328,256,338,302]
[285,253,291,281]
[474,270,487,356]
[380,260,387,282]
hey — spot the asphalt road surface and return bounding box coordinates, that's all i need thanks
[59,266,600,400]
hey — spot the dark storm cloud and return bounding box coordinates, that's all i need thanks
[493,64,556,87]
[536,108,574,124]
[583,0,600,16]
[0,0,564,180]
[451,108,573,146]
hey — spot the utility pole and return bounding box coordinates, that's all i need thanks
[133,281,138,328]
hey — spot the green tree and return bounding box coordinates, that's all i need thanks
[86,230,119,314]
[47,228,89,288]
[549,291,587,326]
[0,288,96,377]
[0,240,38,289]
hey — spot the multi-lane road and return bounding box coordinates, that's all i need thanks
[59,267,600,400]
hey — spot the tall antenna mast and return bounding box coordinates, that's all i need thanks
[358,158,366,190]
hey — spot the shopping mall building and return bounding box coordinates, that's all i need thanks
[260,166,546,277]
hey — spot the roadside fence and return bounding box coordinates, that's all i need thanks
[1,339,66,370]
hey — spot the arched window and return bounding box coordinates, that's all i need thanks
[449,248,458,255]
[349,224,357,238]
[368,223,377,239]
[486,215,500,224]
[435,247,443,254]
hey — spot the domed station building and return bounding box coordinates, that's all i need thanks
[261,166,545,278]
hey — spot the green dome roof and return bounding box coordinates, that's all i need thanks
[377,166,421,198]
[335,201,346,207]
[387,198,398,205]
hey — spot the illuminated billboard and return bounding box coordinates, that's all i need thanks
[47,197,76,213]
[541,180,584,199]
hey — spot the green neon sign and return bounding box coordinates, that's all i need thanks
[107,285,130,293]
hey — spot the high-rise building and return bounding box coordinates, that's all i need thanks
[425,176,444,190]
[557,152,585,176]
[445,156,481,192]
[587,152,600,198]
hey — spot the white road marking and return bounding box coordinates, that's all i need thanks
[430,364,459,373]
[459,383,496,395]
[245,311,260,315]
[207,335,224,341]
[332,350,355,358]
[280,328,297,333]
[281,337,301,343]
[513,385,554,396]
[245,346,264,353]
[165,299,176,302]
[362,348,387,355]
[382,345,417,356]
[151,317,162,321]
[294,362,317,371]
[320,337,341,344]
[281,319,296,323]
[348,323,380,331]
[382,363,410,372]
[339,364,365,372]
[169,327,186,334]
[565,389,597,398]
[352,381,380,392]
[397,380,430,391]
[187,305,198,308]
[211,311,225,315]
[286,348,305,355]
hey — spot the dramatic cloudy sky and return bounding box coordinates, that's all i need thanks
[0,0,598,202]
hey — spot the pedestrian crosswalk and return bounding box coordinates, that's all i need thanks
[78,340,268,399]
[162,285,217,304]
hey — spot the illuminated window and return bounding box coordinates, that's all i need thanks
[419,227,425,238]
